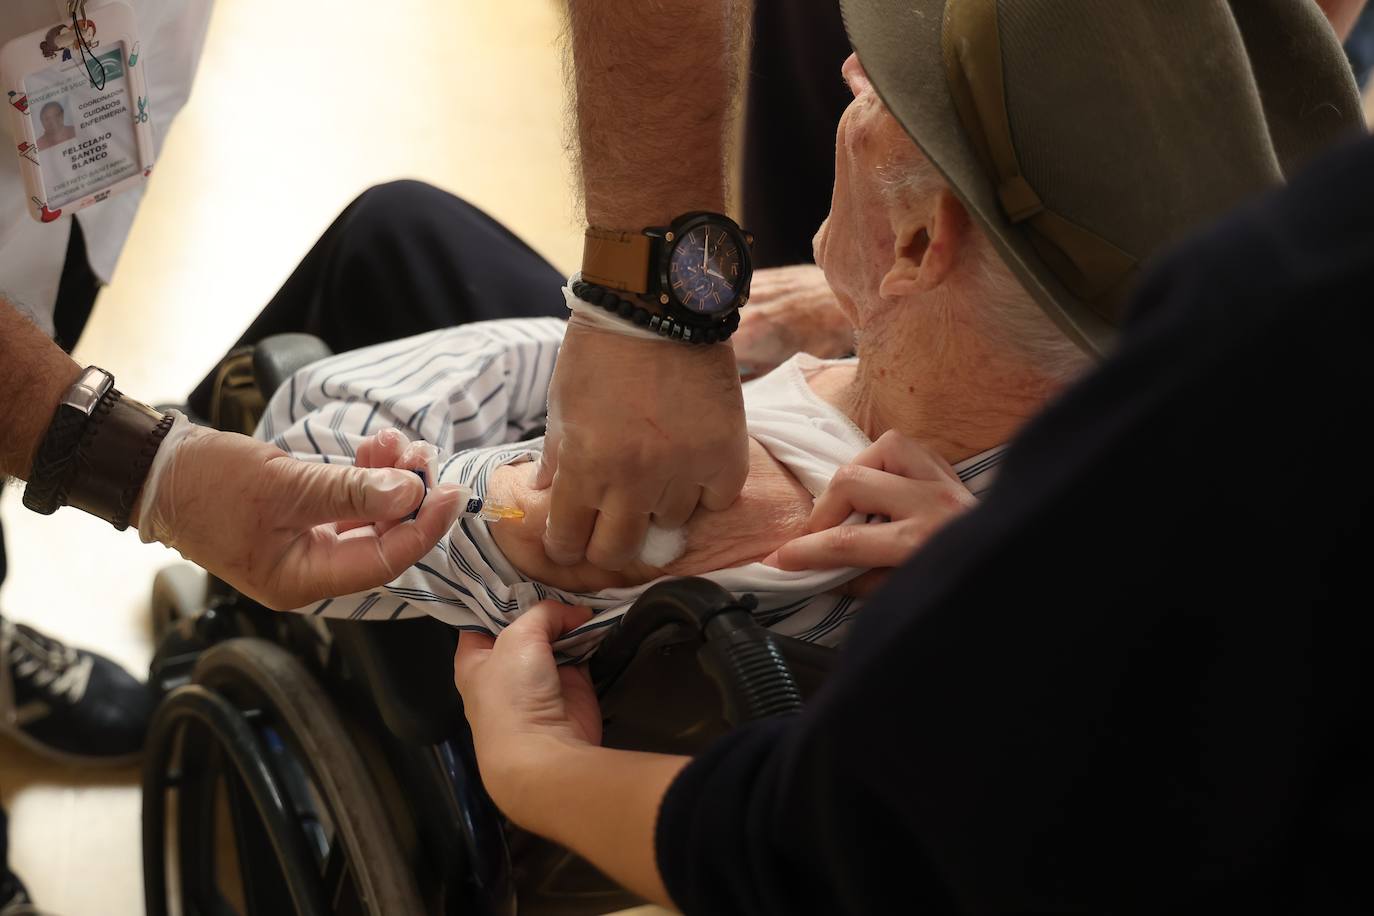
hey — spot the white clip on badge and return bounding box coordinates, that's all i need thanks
[0,2,153,223]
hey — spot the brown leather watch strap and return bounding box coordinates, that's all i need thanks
[66,391,172,530]
[582,227,654,294]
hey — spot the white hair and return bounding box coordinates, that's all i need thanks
[881,154,1092,385]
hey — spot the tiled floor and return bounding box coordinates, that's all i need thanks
[2,0,1372,910]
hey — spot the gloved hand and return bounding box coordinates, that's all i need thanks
[135,415,465,610]
[536,320,749,570]
[731,264,854,378]
[343,427,442,535]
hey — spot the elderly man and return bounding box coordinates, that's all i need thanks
[253,46,1097,643]
[260,0,1359,651]
[443,0,1372,912]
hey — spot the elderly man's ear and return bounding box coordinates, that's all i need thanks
[879,189,972,299]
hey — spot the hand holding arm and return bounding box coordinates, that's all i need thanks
[767,431,978,595]
[545,1,755,571]
[454,601,687,909]
[536,321,749,570]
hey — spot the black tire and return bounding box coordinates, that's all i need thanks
[190,638,423,915]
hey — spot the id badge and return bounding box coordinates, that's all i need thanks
[0,2,154,223]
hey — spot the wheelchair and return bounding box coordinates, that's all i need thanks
[141,334,837,916]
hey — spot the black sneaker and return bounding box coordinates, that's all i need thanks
[0,616,154,765]
[0,873,53,916]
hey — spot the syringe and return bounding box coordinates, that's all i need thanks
[459,491,526,523]
[408,468,524,523]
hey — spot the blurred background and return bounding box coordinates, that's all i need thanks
[1,0,1371,912]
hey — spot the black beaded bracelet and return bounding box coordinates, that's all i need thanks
[570,279,740,345]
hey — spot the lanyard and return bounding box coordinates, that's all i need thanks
[53,0,106,90]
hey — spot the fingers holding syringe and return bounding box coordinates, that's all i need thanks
[326,482,466,591]
[342,430,442,536]
[339,428,411,534]
[354,427,410,471]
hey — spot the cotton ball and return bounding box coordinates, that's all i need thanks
[638,524,687,567]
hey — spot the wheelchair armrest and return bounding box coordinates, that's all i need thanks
[252,333,334,400]
[591,578,805,726]
[329,617,463,745]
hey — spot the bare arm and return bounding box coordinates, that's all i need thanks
[566,0,750,229]
[0,296,81,479]
[515,740,687,908]
[1317,0,1369,40]
[536,3,755,572]
[453,601,688,908]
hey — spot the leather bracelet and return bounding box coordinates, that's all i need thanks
[23,366,115,515]
[65,391,172,530]
[22,400,91,514]
[570,278,740,344]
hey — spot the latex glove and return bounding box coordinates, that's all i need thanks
[341,428,442,535]
[765,431,978,596]
[536,320,748,570]
[732,264,854,378]
[453,600,602,814]
[136,416,465,610]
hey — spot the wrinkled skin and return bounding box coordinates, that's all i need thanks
[733,264,855,377]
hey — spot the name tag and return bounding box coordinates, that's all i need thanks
[0,2,154,223]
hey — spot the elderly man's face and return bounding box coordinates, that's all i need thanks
[813,54,918,324]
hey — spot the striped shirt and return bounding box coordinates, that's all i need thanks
[258,318,1006,659]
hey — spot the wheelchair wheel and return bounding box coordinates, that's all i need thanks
[143,638,423,916]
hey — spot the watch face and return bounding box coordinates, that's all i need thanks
[668,223,745,315]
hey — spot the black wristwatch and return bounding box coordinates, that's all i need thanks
[582,211,754,335]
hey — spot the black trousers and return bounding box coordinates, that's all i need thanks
[187,181,566,418]
[741,0,851,268]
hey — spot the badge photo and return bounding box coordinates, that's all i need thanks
[0,2,154,223]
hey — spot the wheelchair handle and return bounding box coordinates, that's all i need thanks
[592,578,804,725]
[253,333,334,399]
